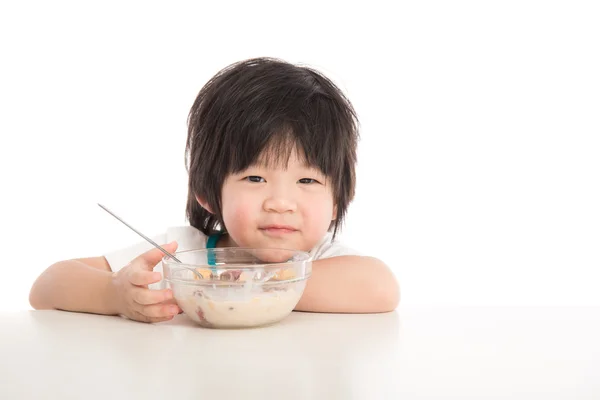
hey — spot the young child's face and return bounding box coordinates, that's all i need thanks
[219,149,336,252]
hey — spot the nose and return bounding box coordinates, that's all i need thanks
[263,189,297,213]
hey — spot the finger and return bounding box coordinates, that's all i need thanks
[130,310,176,324]
[131,241,179,271]
[161,297,179,307]
[140,303,181,319]
[128,268,162,286]
[131,288,173,306]
[158,297,183,313]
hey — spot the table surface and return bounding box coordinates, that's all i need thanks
[1,307,599,399]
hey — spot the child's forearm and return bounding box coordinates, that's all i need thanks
[294,256,400,313]
[29,261,120,315]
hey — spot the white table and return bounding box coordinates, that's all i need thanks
[1,307,599,399]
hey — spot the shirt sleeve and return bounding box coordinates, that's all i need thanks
[310,233,362,260]
[103,232,167,273]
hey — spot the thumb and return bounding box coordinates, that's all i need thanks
[134,241,179,270]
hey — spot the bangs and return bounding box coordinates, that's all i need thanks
[229,126,310,173]
[226,95,353,182]
[251,131,310,170]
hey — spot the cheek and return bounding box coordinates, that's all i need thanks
[303,193,335,232]
[221,193,257,231]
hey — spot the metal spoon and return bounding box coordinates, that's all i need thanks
[98,203,213,281]
[97,203,183,263]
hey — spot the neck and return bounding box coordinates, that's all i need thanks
[216,233,237,248]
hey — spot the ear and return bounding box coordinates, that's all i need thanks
[195,195,214,214]
[331,204,338,220]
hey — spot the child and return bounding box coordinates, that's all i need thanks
[29,57,400,323]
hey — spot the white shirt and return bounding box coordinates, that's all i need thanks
[104,225,360,289]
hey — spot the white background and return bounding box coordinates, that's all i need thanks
[1,1,598,312]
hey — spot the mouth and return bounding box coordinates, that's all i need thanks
[259,225,298,235]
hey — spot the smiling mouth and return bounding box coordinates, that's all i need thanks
[260,226,298,235]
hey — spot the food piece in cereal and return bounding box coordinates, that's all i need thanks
[271,268,296,281]
[193,268,213,280]
[220,270,243,281]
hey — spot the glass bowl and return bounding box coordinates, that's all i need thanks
[162,248,312,328]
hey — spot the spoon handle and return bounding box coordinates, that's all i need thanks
[97,203,182,263]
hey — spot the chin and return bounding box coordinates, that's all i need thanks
[235,232,313,253]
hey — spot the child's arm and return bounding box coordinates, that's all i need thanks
[29,243,181,322]
[29,256,121,314]
[294,256,400,313]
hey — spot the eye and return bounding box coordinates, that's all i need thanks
[246,176,265,183]
[298,178,319,184]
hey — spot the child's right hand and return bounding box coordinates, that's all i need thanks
[112,241,181,323]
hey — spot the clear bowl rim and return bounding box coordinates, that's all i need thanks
[164,275,310,287]
[161,246,312,268]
